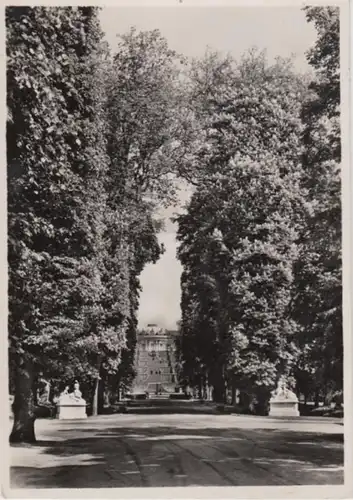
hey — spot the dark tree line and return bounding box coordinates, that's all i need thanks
[7,7,184,442]
[175,7,342,411]
[7,6,342,443]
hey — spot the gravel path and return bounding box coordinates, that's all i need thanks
[10,413,344,488]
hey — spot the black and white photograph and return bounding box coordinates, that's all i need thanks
[3,0,352,496]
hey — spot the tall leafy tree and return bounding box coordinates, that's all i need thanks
[176,52,307,407]
[7,6,112,441]
[293,7,342,400]
[102,28,186,398]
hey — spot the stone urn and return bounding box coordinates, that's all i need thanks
[269,379,299,417]
[56,381,87,420]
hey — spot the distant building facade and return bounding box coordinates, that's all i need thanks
[132,324,179,394]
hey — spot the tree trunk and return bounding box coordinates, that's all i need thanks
[98,378,105,414]
[198,378,203,400]
[314,391,320,408]
[212,367,226,403]
[255,389,270,416]
[10,359,36,443]
[231,382,236,406]
[206,373,212,400]
[92,358,103,416]
[92,377,99,417]
[239,391,252,412]
[202,378,207,400]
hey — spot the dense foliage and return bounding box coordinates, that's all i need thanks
[292,7,342,403]
[176,7,342,410]
[7,9,180,440]
[7,6,342,440]
[176,52,307,407]
[7,6,112,440]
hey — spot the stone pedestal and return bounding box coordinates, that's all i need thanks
[269,400,299,417]
[56,383,87,419]
[269,380,300,417]
[57,401,87,420]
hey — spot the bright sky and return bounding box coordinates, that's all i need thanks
[99,6,317,330]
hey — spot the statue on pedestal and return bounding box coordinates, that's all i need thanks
[56,380,87,419]
[269,376,299,417]
[37,375,51,405]
[71,380,85,403]
[57,381,86,405]
[271,377,298,402]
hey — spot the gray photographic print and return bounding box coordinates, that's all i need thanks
[4,0,351,497]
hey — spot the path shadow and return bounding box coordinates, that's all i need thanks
[11,424,344,489]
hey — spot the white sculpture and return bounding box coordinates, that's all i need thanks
[269,377,299,417]
[37,376,51,405]
[56,380,87,419]
[271,378,297,401]
[71,380,85,402]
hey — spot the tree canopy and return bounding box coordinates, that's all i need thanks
[7,9,182,441]
[7,6,342,441]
